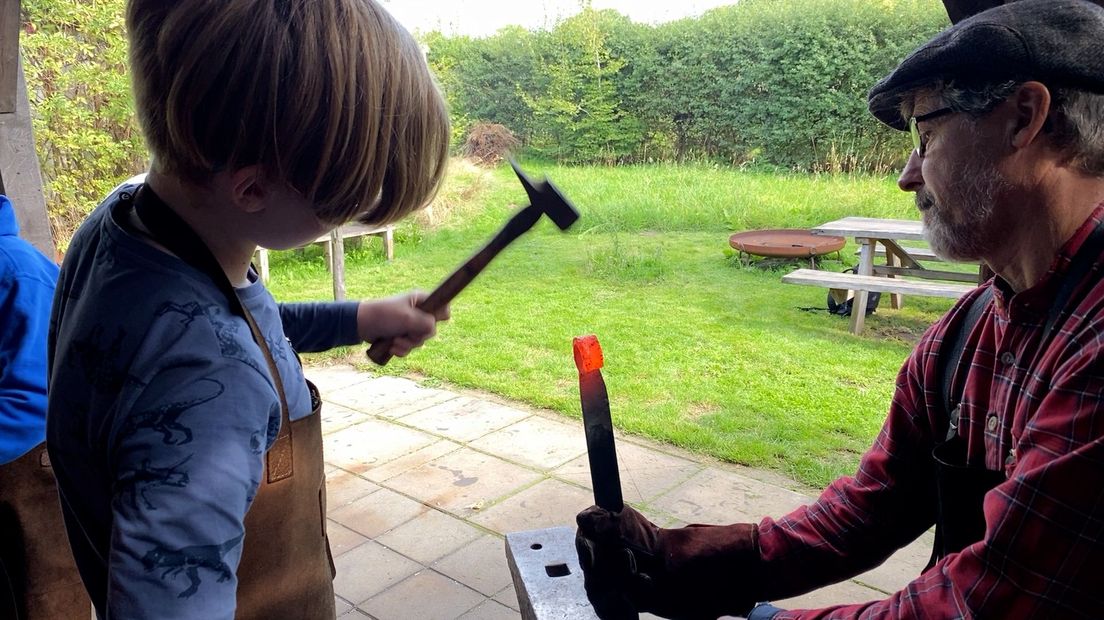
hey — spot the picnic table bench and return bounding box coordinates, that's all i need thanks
[255,222,394,300]
[785,217,985,334]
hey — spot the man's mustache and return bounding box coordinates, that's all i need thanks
[916,190,936,211]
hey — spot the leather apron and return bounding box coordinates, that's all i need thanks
[126,186,336,619]
[237,379,335,620]
[0,444,90,620]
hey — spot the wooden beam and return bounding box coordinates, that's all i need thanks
[0,0,19,114]
[0,56,55,258]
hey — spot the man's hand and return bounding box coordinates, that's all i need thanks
[575,505,762,620]
[355,291,449,358]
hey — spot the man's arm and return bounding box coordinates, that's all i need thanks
[773,340,1104,618]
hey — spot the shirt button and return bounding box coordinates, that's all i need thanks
[1001,352,1016,365]
[987,415,999,432]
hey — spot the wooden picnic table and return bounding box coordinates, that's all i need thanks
[783,217,984,334]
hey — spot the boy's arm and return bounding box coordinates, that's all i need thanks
[278,301,360,352]
[105,362,271,619]
[279,294,446,354]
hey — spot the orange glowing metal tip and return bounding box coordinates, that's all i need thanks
[572,335,604,374]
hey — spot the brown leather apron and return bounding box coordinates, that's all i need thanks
[237,380,336,620]
[0,444,90,620]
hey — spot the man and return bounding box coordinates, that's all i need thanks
[0,192,87,618]
[574,1,1104,618]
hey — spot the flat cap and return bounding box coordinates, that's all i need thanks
[869,0,1104,130]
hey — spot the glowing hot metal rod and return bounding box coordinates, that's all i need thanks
[573,335,624,512]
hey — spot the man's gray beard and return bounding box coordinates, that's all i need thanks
[920,164,1007,262]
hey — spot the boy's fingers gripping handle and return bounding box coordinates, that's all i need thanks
[365,295,443,366]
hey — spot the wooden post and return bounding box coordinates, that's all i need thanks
[850,238,875,335]
[330,229,345,301]
[0,0,18,114]
[0,55,56,259]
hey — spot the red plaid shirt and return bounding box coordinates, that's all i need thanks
[760,207,1104,619]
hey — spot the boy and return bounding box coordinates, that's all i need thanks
[46,1,451,617]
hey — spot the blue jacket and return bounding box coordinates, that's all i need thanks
[0,194,59,464]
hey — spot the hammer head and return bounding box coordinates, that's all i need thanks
[510,159,580,231]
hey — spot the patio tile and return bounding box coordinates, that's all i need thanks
[326,520,367,558]
[375,508,484,564]
[651,466,813,524]
[305,365,374,394]
[385,447,542,517]
[361,439,462,484]
[554,440,702,505]
[332,540,421,606]
[321,402,372,436]
[325,469,380,511]
[360,570,485,620]
[458,599,518,620]
[329,488,429,538]
[493,585,520,611]
[400,396,530,442]
[325,375,457,418]
[775,578,885,610]
[323,418,437,474]
[336,609,369,619]
[433,535,514,597]
[469,415,587,470]
[334,596,353,616]
[470,478,591,534]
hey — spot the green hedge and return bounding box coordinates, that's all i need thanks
[21,0,946,245]
[428,0,948,171]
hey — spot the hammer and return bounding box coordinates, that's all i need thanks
[367,160,580,365]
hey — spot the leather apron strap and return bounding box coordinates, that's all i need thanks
[125,185,335,619]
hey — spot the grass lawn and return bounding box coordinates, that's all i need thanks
[266,160,959,488]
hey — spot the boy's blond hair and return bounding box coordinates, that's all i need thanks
[127,0,449,225]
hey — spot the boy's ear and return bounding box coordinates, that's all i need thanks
[227,165,269,214]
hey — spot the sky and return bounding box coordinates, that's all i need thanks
[380,0,739,37]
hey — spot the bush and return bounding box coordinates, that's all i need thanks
[460,123,520,167]
[20,0,148,249]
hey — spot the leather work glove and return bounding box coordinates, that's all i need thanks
[575,505,763,620]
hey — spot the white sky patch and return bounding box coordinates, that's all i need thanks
[380,0,740,37]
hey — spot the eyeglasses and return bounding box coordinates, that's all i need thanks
[909,107,957,157]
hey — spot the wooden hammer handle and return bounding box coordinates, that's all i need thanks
[367,205,542,366]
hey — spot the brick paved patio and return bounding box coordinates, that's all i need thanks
[306,365,931,620]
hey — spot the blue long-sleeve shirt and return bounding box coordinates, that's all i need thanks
[47,183,361,618]
[0,194,59,464]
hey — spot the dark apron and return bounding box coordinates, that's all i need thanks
[0,444,90,620]
[928,435,1005,567]
[124,186,337,619]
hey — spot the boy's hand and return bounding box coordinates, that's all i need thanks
[356,292,450,358]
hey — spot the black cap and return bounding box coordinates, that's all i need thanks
[869,0,1104,130]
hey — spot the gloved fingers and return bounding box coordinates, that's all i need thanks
[577,505,616,540]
